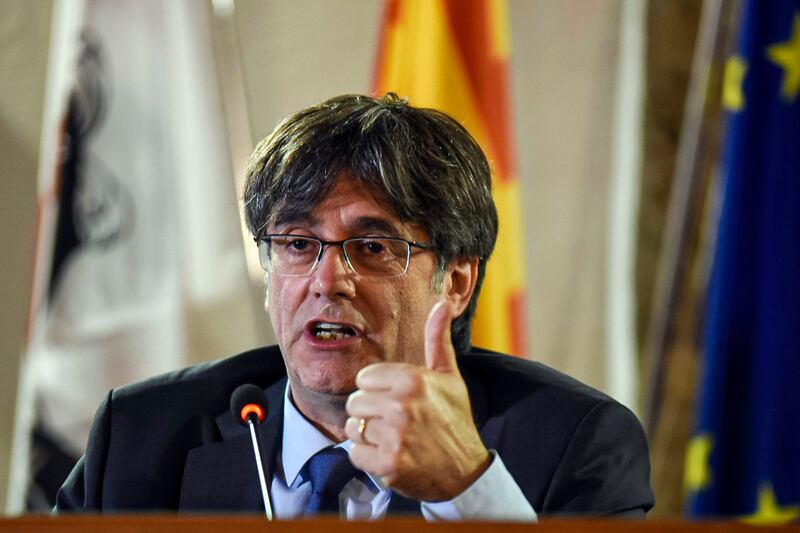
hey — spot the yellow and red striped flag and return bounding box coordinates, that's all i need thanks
[373,0,527,356]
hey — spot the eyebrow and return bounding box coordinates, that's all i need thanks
[350,216,402,235]
[273,215,403,237]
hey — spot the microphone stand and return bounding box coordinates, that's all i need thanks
[245,414,274,520]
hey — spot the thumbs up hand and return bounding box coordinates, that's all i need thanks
[424,299,460,372]
[345,300,491,501]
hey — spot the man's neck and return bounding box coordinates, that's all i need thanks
[288,385,349,442]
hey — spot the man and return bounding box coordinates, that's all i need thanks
[56,94,654,519]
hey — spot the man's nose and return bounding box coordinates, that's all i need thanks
[311,245,356,298]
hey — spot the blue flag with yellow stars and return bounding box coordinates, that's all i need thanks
[684,0,800,524]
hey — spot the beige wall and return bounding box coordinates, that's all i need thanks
[0,0,624,510]
[234,0,382,139]
[511,1,622,391]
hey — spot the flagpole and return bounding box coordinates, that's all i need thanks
[642,0,739,436]
[208,0,260,282]
[605,0,646,414]
[208,0,275,348]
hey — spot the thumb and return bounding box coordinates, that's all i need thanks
[425,300,458,372]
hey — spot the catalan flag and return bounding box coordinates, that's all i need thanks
[373,0,527,356]
[684,0,800,523]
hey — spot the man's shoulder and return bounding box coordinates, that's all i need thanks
[56,346,288,512]
[107,345,287,418]
[460,348,653,516]
[458,347,642,441]
[458,347,614,408]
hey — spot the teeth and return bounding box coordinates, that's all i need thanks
[315,331,346,340]
[313,322,355,340]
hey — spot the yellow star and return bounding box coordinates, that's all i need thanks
[767,13,800,102]
[742,483,800,525]
[722,55,748,111]
[684,434,713,492]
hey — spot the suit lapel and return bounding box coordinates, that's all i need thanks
[179,378,286,512]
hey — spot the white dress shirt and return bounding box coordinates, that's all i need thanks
[270,384,537,521]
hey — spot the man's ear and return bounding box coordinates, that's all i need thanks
[441,257,479,316]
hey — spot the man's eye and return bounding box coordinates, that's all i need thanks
[273,237,315,256]
[364,240,386,254]
[289,239,310,251]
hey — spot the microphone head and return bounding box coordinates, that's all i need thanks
[230,384,268,425]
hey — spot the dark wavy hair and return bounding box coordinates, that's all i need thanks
[243,93,498,353]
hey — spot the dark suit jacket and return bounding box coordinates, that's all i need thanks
[55,346,654,516]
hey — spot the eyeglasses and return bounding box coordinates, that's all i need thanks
[257,234,434,278]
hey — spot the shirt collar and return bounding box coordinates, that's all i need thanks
[281,382,384,491]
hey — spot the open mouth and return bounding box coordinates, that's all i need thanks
[310,322,358,341]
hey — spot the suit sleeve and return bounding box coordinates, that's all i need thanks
[54,390,113,512]
[542,400,655,517]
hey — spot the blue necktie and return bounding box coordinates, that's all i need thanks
[304,447,360,516]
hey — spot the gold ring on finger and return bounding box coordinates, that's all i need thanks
[358,417,368,441]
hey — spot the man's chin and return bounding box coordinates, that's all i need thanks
[288,349,376,391]
[290,373,357,403]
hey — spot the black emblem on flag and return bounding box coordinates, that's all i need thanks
[48,28,134,305]
[31,28,135,511]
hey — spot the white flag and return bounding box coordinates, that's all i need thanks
[8,0,259,512]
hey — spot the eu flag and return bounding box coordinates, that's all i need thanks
[684,0,800,523]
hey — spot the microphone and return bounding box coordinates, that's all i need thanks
[230,384,274,520]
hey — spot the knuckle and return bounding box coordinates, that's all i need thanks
[350,445,371,471]
[345,391,361,413]
[402,368,425,395]
[348,443,363,463]
[387,400,411,425]
[344,417,357,436]
[355,364,375,387]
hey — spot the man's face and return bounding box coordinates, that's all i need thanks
[265,175,442,405]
